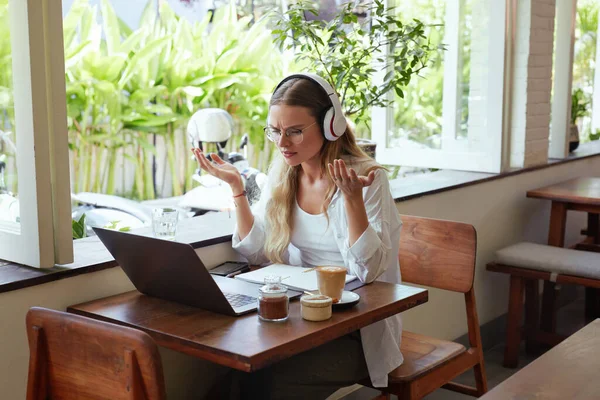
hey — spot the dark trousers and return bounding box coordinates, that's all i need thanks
[215,331,369,400]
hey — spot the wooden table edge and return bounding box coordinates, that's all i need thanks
[67,303,255,371]
[526,191,600,207]
[67,288,428,372]
[66,301,255,371]
[481,319,600,399]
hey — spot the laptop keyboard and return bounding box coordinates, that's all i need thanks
[224,292,257,308]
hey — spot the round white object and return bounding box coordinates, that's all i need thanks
[187,108,234,143]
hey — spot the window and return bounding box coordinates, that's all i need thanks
[549,0,578,158]
[372,0,507,173]
[573,0,599,140]
[0,0,72,268]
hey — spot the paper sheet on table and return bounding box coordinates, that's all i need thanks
[234,264,357,292]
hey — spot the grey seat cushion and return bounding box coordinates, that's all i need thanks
[495,242,600,280]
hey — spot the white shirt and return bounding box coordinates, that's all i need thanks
[232,164,403,388]
[291,200,345,268]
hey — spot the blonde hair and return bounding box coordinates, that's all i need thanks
[263,78,383,263]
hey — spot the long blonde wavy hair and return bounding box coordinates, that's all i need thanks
[263,77,383,263]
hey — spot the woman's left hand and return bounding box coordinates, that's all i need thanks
[328,159,375,199]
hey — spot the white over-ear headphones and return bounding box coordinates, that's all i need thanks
[273,73,347,141]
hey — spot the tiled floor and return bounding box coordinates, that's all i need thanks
[343,293,589,399]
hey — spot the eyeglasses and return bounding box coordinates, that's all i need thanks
[264,121,317,145]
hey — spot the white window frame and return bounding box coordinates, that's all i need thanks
[0,0,72,268]
[372,0,507,173]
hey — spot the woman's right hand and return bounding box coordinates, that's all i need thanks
[192,148,243,192]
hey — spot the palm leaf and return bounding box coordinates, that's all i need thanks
[119,37,170,88]
[100,0,121,55]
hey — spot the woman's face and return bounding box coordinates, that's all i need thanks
[267,105,324,167]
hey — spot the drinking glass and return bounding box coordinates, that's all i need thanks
[152,208,178,240]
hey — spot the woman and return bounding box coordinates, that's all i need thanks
[192,73,403,399]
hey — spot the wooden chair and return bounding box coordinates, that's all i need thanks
[370,215,488,399]
[25,307,166,400]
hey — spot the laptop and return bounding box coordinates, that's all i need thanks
[93,227,300,316]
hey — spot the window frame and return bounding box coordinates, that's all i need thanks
[372,0,508,173]
[0,0,72,268]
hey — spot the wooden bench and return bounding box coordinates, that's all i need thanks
[487,242,600,368]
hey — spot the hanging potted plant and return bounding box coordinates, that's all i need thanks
[569,88,590,152]
[272,0,441,157]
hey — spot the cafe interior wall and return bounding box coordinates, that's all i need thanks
[397,155,600,340]
[0,155,598,399]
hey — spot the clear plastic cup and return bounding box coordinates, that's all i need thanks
[152,208,178,241]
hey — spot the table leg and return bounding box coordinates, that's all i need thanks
[587,213,599,243]
[504,275,524,368]
[585,213,600,321]
[524,279,540,354]
[547,202,567,247]
[541,202,567,334]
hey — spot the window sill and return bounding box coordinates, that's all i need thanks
[390,140,600,202]
[0,212,236,294]
[1,141,599,295]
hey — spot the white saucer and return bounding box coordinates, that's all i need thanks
[332,291,360,308]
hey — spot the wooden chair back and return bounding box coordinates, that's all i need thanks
[391,215,487,398]
[399,215,477,293]
[25,307,166,400]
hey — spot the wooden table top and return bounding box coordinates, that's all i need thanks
[527,177,600,206]
[482,319,600,399]
[68,282,427,372]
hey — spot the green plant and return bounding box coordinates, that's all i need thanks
[272,0,440,126]
[388,165,401,179]
[0,0,16,193]
[62,0,288,199]
[104,220,131,232]
[72,214,87,239]
[391,0,445,146]
[571,88,590,125]
[574,0,599,92]
[590,129,600,141]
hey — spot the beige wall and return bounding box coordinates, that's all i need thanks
[1,157,598,398]
[0,243,239,400]
[398,157,599,340]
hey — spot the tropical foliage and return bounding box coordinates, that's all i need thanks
[0,0,15,193]
[0,0,444,200]
[573,0,600,142]
[392,0,446,149]
[63,0,287,199]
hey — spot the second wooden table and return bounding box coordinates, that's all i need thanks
[527,177,600,331]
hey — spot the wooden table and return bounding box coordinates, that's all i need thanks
[527,177,600,332]
[481,319,600,399]
[68,282,427,372]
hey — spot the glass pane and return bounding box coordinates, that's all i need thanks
[456,0,471,140]
[390,0,490,150]
[0,0,19,225]
[63,0,284,233]
[391,0,446,150]
[572,0,599,142]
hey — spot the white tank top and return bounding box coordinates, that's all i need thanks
[290,200,345,268]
